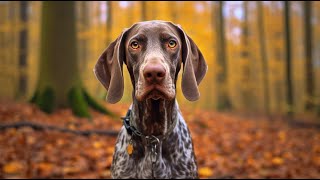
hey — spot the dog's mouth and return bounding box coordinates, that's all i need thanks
[136,84,174,101]
[146,89,164,100]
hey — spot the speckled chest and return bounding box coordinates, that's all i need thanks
[110,113,198,179]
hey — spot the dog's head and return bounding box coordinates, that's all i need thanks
[94,20,207,103]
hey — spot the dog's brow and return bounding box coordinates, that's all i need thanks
[160,32,178,41]
[129,34,147,42]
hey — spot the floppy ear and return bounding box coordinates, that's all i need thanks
[93,29,129,104]
[169,23,208,101]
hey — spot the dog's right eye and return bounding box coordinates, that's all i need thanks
[130,41,140,49]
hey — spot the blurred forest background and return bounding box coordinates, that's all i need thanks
[0,1,320,116]
[0,1,320,179]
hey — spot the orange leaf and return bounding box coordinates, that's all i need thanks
[199,167,213,177]
[93,141,103,149]
[3,161,24,174]
[271,157,284,166]
[278,131,286,141]
[105,147,114,155]
[37,162,53,172]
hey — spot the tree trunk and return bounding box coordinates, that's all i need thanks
[304,1,314,111]
[31,2,111,118]
[240,1,252,110]
[213,1,232,110]
[18,1,28,98]
[170,2,178,22]
[257,1,270,115]
[127,2,134,26]
[284,1,294,116]
[106,1,112,45]
[141,1,147,21]
[79,1,89,73]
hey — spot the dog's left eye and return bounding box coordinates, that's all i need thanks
[130,41,140,49]
[168,40,177,48]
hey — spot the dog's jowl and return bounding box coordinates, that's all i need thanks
[94,20,207,179]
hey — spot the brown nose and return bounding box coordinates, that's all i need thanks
[143,64,166,83]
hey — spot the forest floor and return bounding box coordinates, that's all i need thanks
[0,101,319,179]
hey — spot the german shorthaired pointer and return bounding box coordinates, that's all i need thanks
[94,20,207,179]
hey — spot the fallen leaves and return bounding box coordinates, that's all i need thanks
[0,102,320,178]
[199,167,213,177]
[35,162,54,177]
[3,161,24,174]
[93,141,104,149]
[271,157,284,166]
[184,107,320,179]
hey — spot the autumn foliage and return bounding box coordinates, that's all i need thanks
[1,1,320,179]
[0,102,319,178]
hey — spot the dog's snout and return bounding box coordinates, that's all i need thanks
[143,64,166,83]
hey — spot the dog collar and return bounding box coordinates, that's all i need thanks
[122,108,179,177]
[121,109,178,144]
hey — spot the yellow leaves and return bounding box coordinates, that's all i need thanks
[93,141,104,149]
[246,157,255,166]
[312,145,320,153]
[100,169,111,178]
[199,167,213,178]
[263,152,272,159]
[210,153,219,160]
[63,166,81,174]
[67,124,76,130]
[105,146,114,155]
[1,102,320,179]
[3,161,24,174]
[283,152,293,159]
[278,131,286,142]
[26,135,36,145]
[36,162,54,177]
[240,133,252,143]
[312,156,320,167]
[271,157,284,166]
[106,156,113,168]
[37,162,53,171]
[86,149,104,159]
[56,138,65,146]
[45,143,53,151]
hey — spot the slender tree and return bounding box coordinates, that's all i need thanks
[18,1,28,98]
[170,2,178,22]
[106,1,112,46]
[79,1,89,72]
[141,1,147,21]
[304,1,314,111]
[31,2,110,117]
[240,1,252,109]
[257,1,270,114]
[127,2,134,26]
[284,1,294,116]
[213,1,232,110]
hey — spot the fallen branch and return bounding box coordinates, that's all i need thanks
[0,121,119,137]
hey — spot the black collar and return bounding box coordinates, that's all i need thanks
[121,108,178,145]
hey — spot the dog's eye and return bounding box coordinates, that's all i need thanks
[130,41,140,49]
[168,40,177,48]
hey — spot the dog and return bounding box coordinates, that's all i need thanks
[94,20,207,179]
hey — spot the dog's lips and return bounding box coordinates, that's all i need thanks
[147,90,164,100]
[137,85,174,101]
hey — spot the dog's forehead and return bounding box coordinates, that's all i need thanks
[127,21,179,38]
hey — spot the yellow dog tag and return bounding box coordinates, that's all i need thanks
[127,140,133,155]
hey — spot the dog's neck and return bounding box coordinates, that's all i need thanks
[131,97,177,136]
